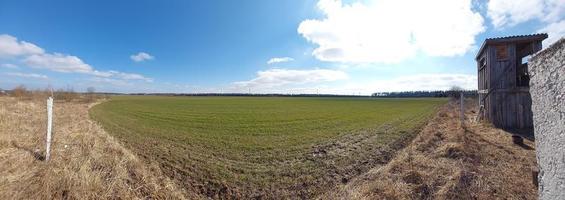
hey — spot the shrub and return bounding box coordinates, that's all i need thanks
[55,88,79,102]
[11,85,30,99]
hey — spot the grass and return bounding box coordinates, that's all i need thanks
[0,97,189,199]
[322,99,538,200]
[89,96,446,198]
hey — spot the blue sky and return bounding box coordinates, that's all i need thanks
[0,0,563,94]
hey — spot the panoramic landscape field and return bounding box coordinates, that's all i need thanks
[89,96,446,198]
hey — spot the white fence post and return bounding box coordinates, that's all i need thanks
[46,97,53,161]
[460,92,464,123]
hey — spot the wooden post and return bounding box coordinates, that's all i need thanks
[45,97,53,161]
[460,92,464,123]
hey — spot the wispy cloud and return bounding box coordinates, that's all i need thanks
[227,73,476,95]
[538,20,565,46]
[487,0,564,28]
[267,57,294,64]
[1,63,18,69]
[4,72,48,79]
[233,68,348,89]
[91,70,154,82]
[130,52,154,62]
[344,73,477,94]
[298,0,484,63]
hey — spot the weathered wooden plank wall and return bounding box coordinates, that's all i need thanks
[480,43,534,129]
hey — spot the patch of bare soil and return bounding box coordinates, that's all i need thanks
[320,99,538,199]
[0,97,197,199]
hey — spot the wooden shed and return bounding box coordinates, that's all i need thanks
[476,34,547,130]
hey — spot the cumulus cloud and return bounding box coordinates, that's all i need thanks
[233,68,348,89]
[24,53,93,73]
[298,0,485,63]
[130,52,154,62]
[24,53,153,82]
[4,72,48,79]
[487,0,564,28]
[538,20,565,46]
[0,34,153,83]
[0,34,44,57]
[267,57,294,64]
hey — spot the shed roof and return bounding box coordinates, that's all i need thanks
[475,33,548,59]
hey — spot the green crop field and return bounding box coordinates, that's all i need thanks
[89,96,446,198]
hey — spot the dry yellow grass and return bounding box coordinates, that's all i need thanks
[320,99,538,199]
[0,97,197,199]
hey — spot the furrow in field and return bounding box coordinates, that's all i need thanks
[90,96,446,199]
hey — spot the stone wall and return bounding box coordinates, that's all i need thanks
[529,37,565,200]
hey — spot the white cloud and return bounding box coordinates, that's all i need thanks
[0,34,44,57]
[267,57,294,64]
[350,73,477,93]
[298,0,484,63]
[130,52,154,62]
[24,53,93,73]
[91,70,154,82]
[88,77,133,87]
[1,63,18,69]
[538,20,565,46]
[233,68,348,89]
[487,0,565,28]
[4,72,48,79]
[0,34,153,83]
[229,72,476,95]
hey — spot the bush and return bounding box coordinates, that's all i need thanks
[55,88,79,102]
[85,87,98,103]
[11,85,30,99]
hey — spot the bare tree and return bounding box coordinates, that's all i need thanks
[86,87,97,102]
[87,87,96,94]
[56,86,78,102]
[447,85,464,98]
[11,85,28,99]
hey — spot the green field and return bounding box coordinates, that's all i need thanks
[90,96,446,198]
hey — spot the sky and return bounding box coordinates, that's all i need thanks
[0,0,563,94]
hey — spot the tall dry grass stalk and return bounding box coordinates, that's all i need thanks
[0,97,197,199]
[320,99,538,199]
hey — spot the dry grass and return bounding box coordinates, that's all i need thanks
[0,95,538,199]
[320,99,538,199]
[0,97,197,199]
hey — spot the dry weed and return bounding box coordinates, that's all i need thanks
[0,97,197,199]
[320,99,538,199]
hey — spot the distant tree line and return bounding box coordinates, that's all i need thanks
[2,85,477,99]
[129,93,367,98]
[129,90,478,98]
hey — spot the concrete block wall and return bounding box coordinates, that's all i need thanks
[529,37,565,200]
